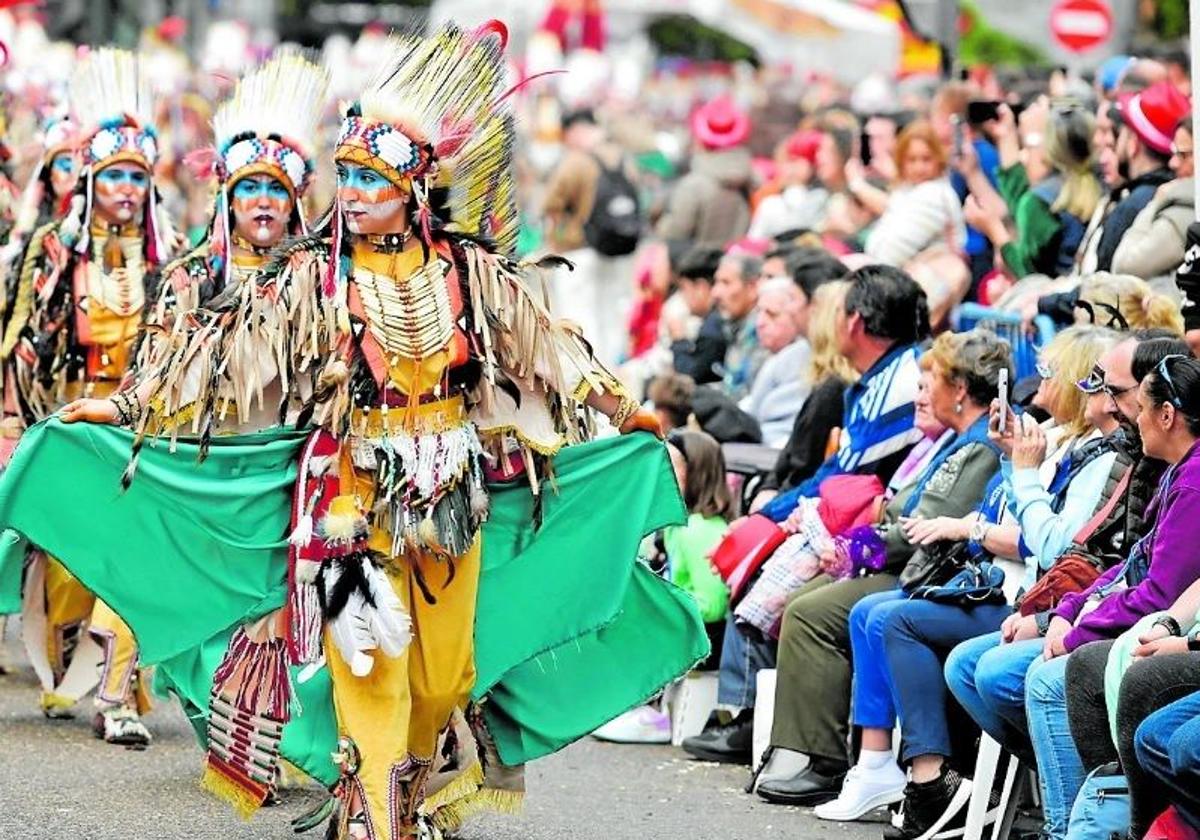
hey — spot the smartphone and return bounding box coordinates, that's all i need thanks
[967,100,1002,125]
[859,131,873,167]
[951,115,964,160]
[997,368,1010,433]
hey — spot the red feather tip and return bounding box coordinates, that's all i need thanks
[474,20,508,50]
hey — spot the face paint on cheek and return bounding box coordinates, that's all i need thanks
[94,171,149,223]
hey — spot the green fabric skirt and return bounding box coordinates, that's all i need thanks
[0,419,707,780]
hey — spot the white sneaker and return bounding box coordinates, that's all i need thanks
[592,705,671,744]
[814,761,907,822]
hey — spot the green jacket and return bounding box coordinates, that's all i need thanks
[997,163,1063,279]
[663,513,730,622]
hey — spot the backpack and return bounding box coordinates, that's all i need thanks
[1066,763,1130,840]
[583,154,641,257]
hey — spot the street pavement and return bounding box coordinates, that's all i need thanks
[0,630,883,840]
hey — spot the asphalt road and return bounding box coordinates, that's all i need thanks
[0,629,881,840]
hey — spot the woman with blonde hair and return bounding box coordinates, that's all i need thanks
[751,281,857,513]
[1075,271,1186,334]
[966,101,1101,279]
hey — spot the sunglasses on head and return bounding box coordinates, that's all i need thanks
[1155,354,1189,408]
[1077,363,1136,399]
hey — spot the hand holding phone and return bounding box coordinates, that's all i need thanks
[997,368,1009,433]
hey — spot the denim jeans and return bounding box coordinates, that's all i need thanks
[848,588,906,729]
[944,631,1042,760]
[852,591,1010,762]
[717,611,776,707]
[1135,689,1200,832]
[1025,654,1085,840]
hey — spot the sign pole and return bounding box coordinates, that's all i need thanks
[1193,0,1199,218]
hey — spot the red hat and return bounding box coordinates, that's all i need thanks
[691,96,750,150]
[1118,81,1190,156]
[783,129,822,164]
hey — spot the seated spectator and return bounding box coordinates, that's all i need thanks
[646,372,695,434]
[739,278,811,447]
[753,330,1010,803]
[949,338,1197,840]
[810,327,1121,836]
[749,130,829,240]
[966,101,1100,279]
[1094,81,1189,272]
[751,281,858,511]
[859,120,966,269]
[1112,116,1195,289]
[681,266,930,764]
[669,246,727,386]
[593,429,733,744]
[710,250,766,401]
[1066,572,1200,839]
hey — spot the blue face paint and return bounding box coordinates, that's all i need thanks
[335,163,393,194]
[51,155,76,175]
[96,167,149,187]
[232,176,290,201]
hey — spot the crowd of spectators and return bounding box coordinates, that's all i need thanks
[568,49,1200,840]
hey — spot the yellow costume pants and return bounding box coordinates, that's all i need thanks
[325,539,480,840]
[41,556,147,711]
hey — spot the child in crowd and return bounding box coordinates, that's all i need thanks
[594,429,732,743]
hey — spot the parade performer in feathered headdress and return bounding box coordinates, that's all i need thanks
[150,51,328,328]
[0,48,179,747]
[33,23,704,839]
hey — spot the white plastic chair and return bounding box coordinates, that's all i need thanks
[667,671,720,746]
[963,733,1025,840]
[752,668,777,770]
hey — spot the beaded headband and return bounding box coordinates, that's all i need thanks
[333,115,429,188]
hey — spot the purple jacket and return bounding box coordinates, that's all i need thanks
[1054,440,1200,651]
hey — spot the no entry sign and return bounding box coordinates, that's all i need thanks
[1050,0,1113,53]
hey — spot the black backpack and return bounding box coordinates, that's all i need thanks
[583,154,641,257]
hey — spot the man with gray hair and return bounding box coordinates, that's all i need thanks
[712,249,766,401]
[740,277,810,446]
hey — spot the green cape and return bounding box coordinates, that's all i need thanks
[0,420,707,779]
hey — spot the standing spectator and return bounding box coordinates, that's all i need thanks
[740,278,810,447]
[967,103,1100,279]
[541,108,637,365]
[1094,81,1189,272]
[669,246,727,386]
[656,96,754,249]
[1113,116,1196,289]
[711,250,765,401]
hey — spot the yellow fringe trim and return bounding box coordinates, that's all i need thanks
[422,761,484,815]
[430,786,524,833]
[200,763,263,821]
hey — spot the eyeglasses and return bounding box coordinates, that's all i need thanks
[1156,354,1189,408]
[1036,361,1054,380]
[1077,363,1136,399]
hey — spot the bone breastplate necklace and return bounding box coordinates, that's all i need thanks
[355,258,454,359]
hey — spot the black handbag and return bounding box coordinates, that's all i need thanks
[899,540,971,593]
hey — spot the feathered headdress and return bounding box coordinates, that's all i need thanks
[69,48,158,174]
[64,48,173,264]
[211,51,329,203]
[10,114,81,239]
[332,21,518,265]
[202,52,330,288]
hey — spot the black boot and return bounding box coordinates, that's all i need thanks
[680,709,754,764]
[883,767,971,840]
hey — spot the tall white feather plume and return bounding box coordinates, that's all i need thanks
[68,48,155,133]
[362,560,412,658]
[212,49,330,163]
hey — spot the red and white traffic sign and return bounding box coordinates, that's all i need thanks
[1050,0,1113,54]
